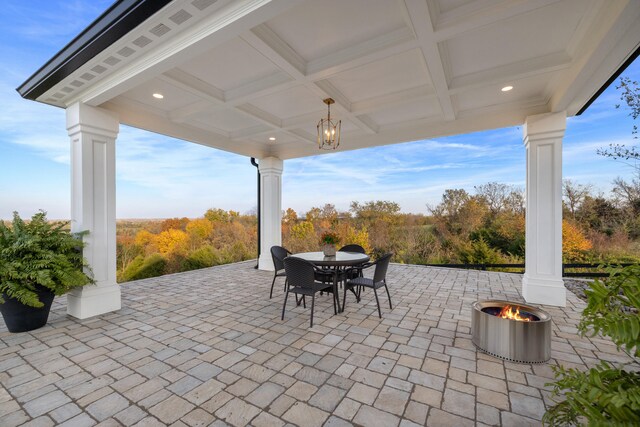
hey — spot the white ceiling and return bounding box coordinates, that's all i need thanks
[38,0,640,159]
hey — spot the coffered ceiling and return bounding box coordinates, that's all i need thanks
[25,0,640,159]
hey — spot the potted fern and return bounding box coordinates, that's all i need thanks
[0,211,94,332]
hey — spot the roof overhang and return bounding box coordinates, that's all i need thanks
[18,0,640,159]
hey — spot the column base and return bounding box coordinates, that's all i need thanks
[522,274,566,307]
[258,254,275,271]
[67,283,121,319]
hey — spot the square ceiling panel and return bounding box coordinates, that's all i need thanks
[443,0,588,78]
[179,37,281,92]
[367,97,442,127]
[266,0,407,61]
[452,73,557,113]
[122,78,202,111]
[327,49,432,103]
[249,132,298,145]
[189,107,262,133]
[433,0,476,15]
[249,85,322,119]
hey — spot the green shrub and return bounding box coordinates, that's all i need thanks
[121,254,166,281]
[181,246,221,271]
[457,238,503,264]
[0,211,93,307]
[544,264,640,425]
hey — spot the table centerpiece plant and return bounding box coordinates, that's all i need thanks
[319,231,340,256]
[0,211,94,332]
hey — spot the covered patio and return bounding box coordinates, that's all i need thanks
[2,262,637,426]
[16,0,640,319]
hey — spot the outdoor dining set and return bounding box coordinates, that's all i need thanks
[269,245,393,327]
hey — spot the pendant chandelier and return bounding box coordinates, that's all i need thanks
[317,98,341,150]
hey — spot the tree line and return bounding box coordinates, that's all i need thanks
[116,178,640,282]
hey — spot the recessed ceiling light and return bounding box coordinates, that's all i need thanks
[501,86,513,92]
[268,137,276,141]
[152,93,164,99]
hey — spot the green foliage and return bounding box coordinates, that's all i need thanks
[580,265,640,356]
[119,255,145,282]
[0,211,94,307]
[544,362,640,426]
[457,238,503,264]
[319,231,340,245]
[204,208,230,223]
[121,254,166,281]
[181,246,221,270]
[544,264,640,425]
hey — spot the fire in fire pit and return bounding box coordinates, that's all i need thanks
[483,304,540,322]
[472,300,551,363]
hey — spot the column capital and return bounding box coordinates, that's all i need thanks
[258,156,283,174]
[523,111,566,146]
[66,103,119,138]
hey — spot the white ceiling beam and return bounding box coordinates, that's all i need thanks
[230,124,273,139]
[448,51,572,94]
[550,0,640,115]
[169,100,212,123]
[159,66,314,143]
[230,85,437,140]
[225,72,295,105]
[351,85,435,114]
[306,27,417,79]
[312,80,378,134]
[273,103,550,160]
[103,100,266,158]
[161,68,226,103]
[236,103,282,128]
[242,24,379,134]
[402,0,456,120]
[236,103,315,144]
[242,25,307,78]
[68,0,302,107]
[433,0,563,42]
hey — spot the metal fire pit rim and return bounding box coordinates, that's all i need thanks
[471,299,551,322]
[471,299,552,364]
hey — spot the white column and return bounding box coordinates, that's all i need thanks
[66,103,121,318]
[522,111,566,307]
[258,157,283,271]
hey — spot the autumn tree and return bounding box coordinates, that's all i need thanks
[205,208,230,223]
[161,217,190,231]
[598,76,639,163]
[282,208,298,224]
[156,229,189,256]
[563,179,592,219]
[186,218,213,247]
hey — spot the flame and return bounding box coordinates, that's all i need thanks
[498,305,531,322]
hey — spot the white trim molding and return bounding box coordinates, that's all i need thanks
[66,103,121,319]
[258,157,283,271]
[522,111,566,307]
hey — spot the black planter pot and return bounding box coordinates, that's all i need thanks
[0,287,55,333]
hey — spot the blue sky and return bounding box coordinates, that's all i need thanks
[1,1,639,220]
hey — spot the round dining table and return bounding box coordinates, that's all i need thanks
[290,251,370,312]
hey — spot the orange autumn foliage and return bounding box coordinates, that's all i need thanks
[562,220,592,261]
[156,229,189,255]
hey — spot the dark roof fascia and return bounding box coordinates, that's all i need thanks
[576,44,640,115]
[16,0,173,101]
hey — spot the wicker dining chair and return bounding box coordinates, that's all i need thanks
[269,246,291,299]
[342,253,393,318]
[282,257,338,328]
[339,244,369,284]
[338,244,366,254]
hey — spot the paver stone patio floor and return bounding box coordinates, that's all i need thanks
[1,261,638,426]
